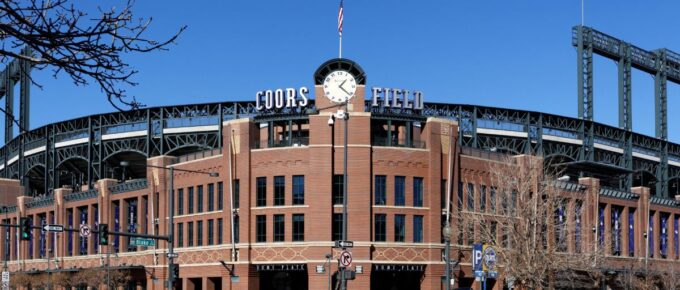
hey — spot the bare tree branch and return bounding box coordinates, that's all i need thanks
[0,0,186,111]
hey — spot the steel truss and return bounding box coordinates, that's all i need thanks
[572,26,680,197]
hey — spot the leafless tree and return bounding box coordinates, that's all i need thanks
[0,0,186,110]
[456,155,604,289]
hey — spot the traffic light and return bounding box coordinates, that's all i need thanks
[98,223,108,245]
[19,217,30,241]
[169,263,180,280]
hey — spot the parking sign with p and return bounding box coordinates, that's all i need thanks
[472,244,483,272]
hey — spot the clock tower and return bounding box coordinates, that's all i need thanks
[313,58,366,113]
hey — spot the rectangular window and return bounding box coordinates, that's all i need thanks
[395,176,405,206]
[207,219,214,246]
[395,214,406,242]
[197,185,204,213]
[208,183,215,212]
[293,175,305,205]
[219,181,225,210]
[611,206,623,256]
[292,214,304,241]
[177,188,184,215]
[457,181,463,210]
[197,220,203,246]
[256,177,267,207]
[188,187,194,214]
[256,215,266,243]
[628,208,635,257]
[413,177,424,207]
[177,223,183,247]
[414,215,423,243]
[375,214,386,242]
[332,213,343,241]
[187,222,194,247]
[375,175,387,205]
[274,214,285,242]
[575,200,582,253]
[218,218,225,244]
[274,176,285,206]
[480,185,486,212]
[232,216,238,244]
[466,183,474,211]
[333,175,344,205]
[230,180,237,209]
[490,187,497,213]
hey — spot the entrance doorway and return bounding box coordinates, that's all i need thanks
[370,264,425,290]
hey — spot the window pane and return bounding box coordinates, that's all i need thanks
[207,219,214,246]
[413,177,423,207]
[293,214,304,241]
[231,216,237,244]
[274,176,285,206]
[188,187,194,214]
[197,185,204,213]
[466,183,474,211]
[218,218,225,244]
[188,222,194,247]
[208,183,215,212]
[177,188,184,215]
[332,213,343,241]
[395,214,405,242]
[480,185,486,212]
[490,187,497,213]
[333,175,344,205]
[219,181,225,210]
[177,223,183,247]
[375,175,386,205]
[197,221,203,246]
[256,215,266,243]
[256,177,267,207]
[414,215,423,243]
[293,175,305,205]
[395,176,405,206]
[375,214,386,242]
[274,214,285,242]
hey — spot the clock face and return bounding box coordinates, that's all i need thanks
[323,70,356,103]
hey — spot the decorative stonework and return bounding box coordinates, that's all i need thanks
[252,246,309,262]
[373,247,426,262]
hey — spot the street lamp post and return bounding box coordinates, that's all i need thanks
[340,99,349,290]
[443,223,452,290]
[2,206,6,272]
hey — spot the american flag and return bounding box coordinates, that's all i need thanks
[338,0,344,36]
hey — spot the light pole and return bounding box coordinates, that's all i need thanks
[339,99,349,290]
[325,253,332,290]
[2,206,6,272]
[443,223,452,290]
[123,161,219,290]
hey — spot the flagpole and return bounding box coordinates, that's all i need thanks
[339,34,342,59]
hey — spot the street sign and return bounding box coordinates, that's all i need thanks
[130,237,156,247]
[483,245,497,272]
[167,253,178,258]
[43,224,64,233]
[334,240,354,248]
[79,225,91,237]
[474,270,484,278]
[339,250,352,267]
[472,243,483,272]
[1,271,8,282]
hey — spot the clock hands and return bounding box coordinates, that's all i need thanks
[338,79,351,95]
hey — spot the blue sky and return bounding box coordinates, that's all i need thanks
[19,1,680,142]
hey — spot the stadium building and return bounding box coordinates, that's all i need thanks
[0,26,679,289]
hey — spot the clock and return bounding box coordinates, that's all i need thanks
[323,70,356,103]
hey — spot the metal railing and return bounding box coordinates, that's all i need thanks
[25,196,54,209]
[599,186,638,200]
[63,189,98,202]
[109,179,148,194]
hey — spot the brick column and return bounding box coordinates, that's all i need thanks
[579,177,600,253]
[52,188,70,264]
[632,186,650,258]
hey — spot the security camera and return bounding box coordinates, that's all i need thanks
[328,115,335,126]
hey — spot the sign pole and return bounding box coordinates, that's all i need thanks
[167,166,175,290]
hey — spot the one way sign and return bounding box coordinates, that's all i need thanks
[42,224,64,233]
